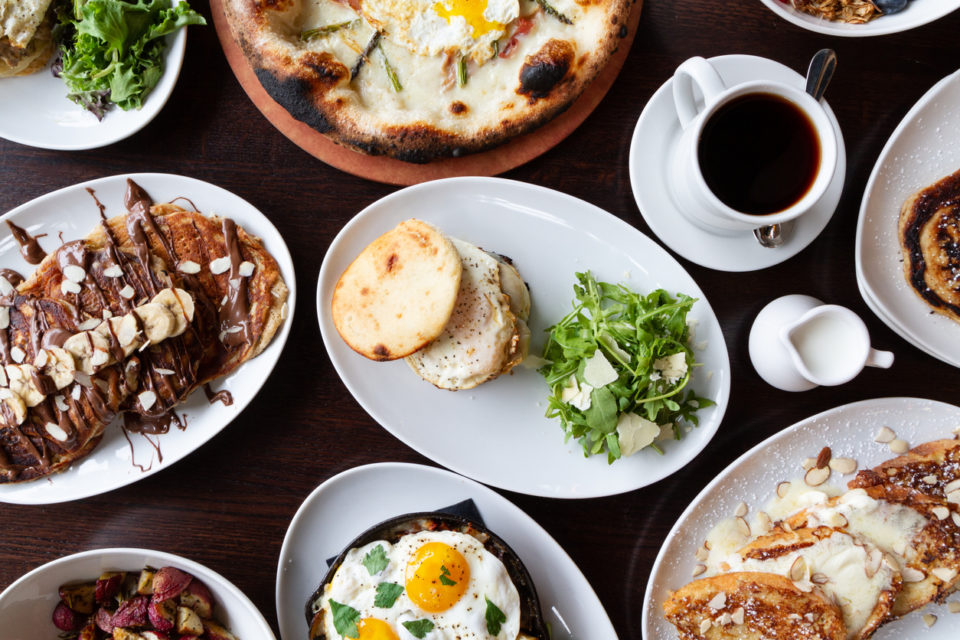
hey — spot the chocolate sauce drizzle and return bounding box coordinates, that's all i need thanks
[902,171,960,317]
[5,221,47,264]
[203,383,234,407]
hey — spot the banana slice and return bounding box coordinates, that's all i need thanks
[5,364,46,407]
[93,315,142,357]
[151,288,195,337]
[133,303,176,343]
[63,331,112,374]
[34,347,76,390]
[0,388,27,425]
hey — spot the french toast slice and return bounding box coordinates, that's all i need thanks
[785,484,960,617]
[898,168,960,323]
[848,439,960,502]
[663,571,846,640]
[725,526,899,640]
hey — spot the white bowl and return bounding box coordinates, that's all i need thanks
[0,548,276,639]
[759,0,960,36]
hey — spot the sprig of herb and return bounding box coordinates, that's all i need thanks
[378,42,402,92]
[300,19,359,41]
[535,0,573,24]
[456,55,467,87]
[362,545,389,575]
[539,272,714,463]
[485,597,507,635]
[374,582,404,608]
[402,619,435,639]
[329,600,361,639]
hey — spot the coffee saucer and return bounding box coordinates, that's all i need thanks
[628,54,846,272]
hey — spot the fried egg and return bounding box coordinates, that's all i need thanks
[358,0,519,64]
[320,530,521,640]
[405,238,529,390]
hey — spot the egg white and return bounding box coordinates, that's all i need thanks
[321,530,521,639]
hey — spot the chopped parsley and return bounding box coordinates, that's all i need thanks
[401,619,435,639]
[362,545,389,575]
[329,599,360,639]
[438,565,457,586]
[374,582,404,608]
[485,597,506,635]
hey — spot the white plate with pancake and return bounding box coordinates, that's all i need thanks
[642,396,960,640]
[855,69,960,368]
[316,177,730,499]
[0,8,187,150]
[759,0,960,37]
[0,173,295,504]
[276,462,617,640]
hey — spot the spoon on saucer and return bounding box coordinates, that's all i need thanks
[754,49,838,249]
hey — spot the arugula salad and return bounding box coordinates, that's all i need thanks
[539,272,714,463]
[53,0,205,119]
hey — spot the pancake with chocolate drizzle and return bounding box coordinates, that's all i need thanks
[0,179,288,482]
[899,168,960,323]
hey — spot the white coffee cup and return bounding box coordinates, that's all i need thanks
[668,56,839,234]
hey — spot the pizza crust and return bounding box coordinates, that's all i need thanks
[224,0,633,162]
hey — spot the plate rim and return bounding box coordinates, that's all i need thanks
[0,10,189,151]
[640,395,960,638]
[274,461,617,640]
[758,0,960,37]
[854,68,960,368]
[0,172,297,504]
[0,546,277,639]
[315,176,731,499]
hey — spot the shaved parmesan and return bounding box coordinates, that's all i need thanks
[653,352,688,383]
[560,374,593,411]
[617,412,659,457]
[599,333,631,364]
[583,350,618,387]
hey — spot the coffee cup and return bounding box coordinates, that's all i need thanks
[667,56,838,234]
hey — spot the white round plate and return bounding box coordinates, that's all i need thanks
[760,0,960,37]
[0,13,187,150]
[628,54,846,273]
[855,69,960,368]
[0,173,296,504]
[643,396,960,640]
[316,177,730,498]
[276,462,616,640]
[0,547,275,639]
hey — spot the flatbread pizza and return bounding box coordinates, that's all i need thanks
[223,0,634,162]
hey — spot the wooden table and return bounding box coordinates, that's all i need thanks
[1,2,959,637]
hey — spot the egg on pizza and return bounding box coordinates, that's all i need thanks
[223,0,635,162]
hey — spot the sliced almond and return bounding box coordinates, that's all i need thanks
[692,564,706,577]
[9,346,24,363]
[60,280,81,295]
[238,261,255,277]
[77,317,100,331]
[902,567,926,583]
[756,511,772,534]
[707,592,726,611]
[923,613,937,628]
[801,457,816,471]
[889,439,909,454]
[794,581,813,593]
[952,512,960,528]
[119,284,136,299]
[782,520,793,533]
[735,516,750,538]
[932,567,957,582]
[811,572,829,585]
[695,545,709,562]
[789,557,807,582]
[62,265,85,283]
[948,601,960,614]
[922,474,939,485]
[0,306,9,330]
[944,478,960,494]
[717,612,732,626]
[805,466,831,487]
[209,256,231,275]
[44,422,68,442]
[865,549,882,579]
[731,607,744,625]
[102,264,123,278]
[947,489,960,505]
[874,426,896,443]
[886,467,898,476]
[718,561,730,572]
[816,446,832,469]
[734,502,748,518]
[932,506,950,521]
[178,260,201,274]
[828,457,858,475]
[776,481,791,498]
[138,390,157,411]
[699,619,711,634]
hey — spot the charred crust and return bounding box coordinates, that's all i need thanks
[300,51,349,88]
[254,68,335,133]
[386,254,398,271]
[517,39,575,102]
[372,344,390,359]
[449,101,468,115]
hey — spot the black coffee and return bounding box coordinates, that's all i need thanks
[698,92,820,216]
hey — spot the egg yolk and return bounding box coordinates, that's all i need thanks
[404,541,470,612]
[433,0,503,38]
[357,618,400,640]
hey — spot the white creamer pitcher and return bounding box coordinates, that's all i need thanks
[749,295,894,392]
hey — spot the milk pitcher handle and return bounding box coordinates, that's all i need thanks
[866,348,894,369]
[672,56,727,129]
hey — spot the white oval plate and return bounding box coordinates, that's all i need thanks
[316,177,730,498]
[759,0,960,37]
[0,547,276,639]
[276,462,616,640]
[642,396,960,640]
[855,69,960,368]
[0,173,296,504]
[0,11,187,150]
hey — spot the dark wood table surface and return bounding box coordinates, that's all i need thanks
[2,1,960,638]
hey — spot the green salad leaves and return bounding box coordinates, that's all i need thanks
[53,0,205,118]
[539,272,714,463]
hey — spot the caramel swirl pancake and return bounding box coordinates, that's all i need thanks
[898,168,960,323]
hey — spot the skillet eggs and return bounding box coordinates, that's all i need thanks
[358,0,519,64]
[315,529,521,639]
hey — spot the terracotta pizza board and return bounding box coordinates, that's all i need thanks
[210,0,643,185]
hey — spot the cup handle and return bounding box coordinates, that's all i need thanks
[866,348,894,369]
[672,57,727,129]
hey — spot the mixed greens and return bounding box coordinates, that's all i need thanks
[52,0,205,119]
[539,272,714,463]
